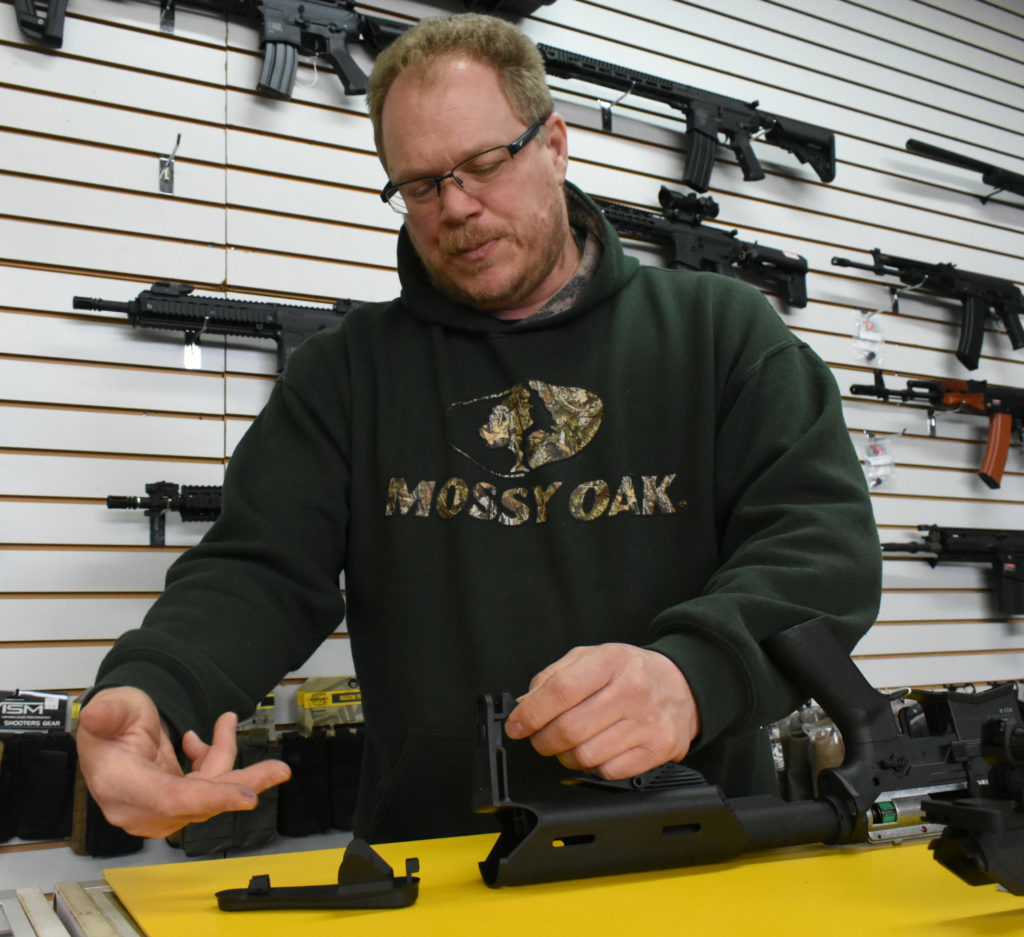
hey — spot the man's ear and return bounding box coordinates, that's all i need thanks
[543,112,571,181]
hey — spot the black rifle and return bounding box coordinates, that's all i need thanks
[881,525,1024,617]
[74,281,359,371]
[907,138,1024,205]
[594,186,808,306]
[849,369,1024,490]
[107,481,222,546]
[12,0,410,99]
[832,248,1024,371]
[474,617,1024,893]
[538,43,836,193]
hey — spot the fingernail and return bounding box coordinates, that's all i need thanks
[505,720,523,739]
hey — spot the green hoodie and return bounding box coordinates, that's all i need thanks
[94,185,881,843]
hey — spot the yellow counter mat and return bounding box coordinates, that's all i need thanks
[106,833,1024,937]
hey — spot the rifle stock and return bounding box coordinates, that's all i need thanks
[13,0,66,45]
[764,113,836,184]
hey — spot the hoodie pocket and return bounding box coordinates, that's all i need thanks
[370,727,481,842]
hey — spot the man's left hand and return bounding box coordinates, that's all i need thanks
[504,643,701,779]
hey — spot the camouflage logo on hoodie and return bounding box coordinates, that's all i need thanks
[446,380,603,478]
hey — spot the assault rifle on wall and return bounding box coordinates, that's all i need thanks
[73,281,359,371]
[538,43,836,192]
[849,369,1023,490]
[832,249,1024,371]
[107,481,222,546]
[12,0,410,98]
[907,139,1024,206]
[594,186,808,306]
[474,617,1024,893]
[881,525,1024,617]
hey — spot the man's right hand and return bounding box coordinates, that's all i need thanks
[76,686,292,839]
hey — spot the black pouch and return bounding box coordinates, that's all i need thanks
[0,730,77,841]
[170,729,281,856]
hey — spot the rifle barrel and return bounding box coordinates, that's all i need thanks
[906,139,992,175]
[73,296,133,314]
[831,257,876,273]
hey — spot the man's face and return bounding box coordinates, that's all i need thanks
[380,57,577,319]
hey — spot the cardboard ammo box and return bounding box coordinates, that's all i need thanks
[296,677,362,734]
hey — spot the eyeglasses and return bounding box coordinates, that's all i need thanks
[380,117,549,215]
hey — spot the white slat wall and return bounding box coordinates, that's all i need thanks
[1,0,1022,874]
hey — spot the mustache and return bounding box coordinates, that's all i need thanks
[440,225,513,257]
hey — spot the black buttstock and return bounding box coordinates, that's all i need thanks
[762,618,896,764]
[14,0,66,46]
[762,113,836,183]
[737,243,809,307]
[360,15,411,53]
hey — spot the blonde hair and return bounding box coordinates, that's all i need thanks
[367,14,553,174]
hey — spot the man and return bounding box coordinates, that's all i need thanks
[77,14,881,844]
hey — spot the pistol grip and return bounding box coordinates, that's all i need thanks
[999,306,1024,351]
[786,275,808,308]
[730,134,765,183]
[324,39,369,96]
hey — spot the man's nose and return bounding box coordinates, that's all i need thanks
[437,174,483,220]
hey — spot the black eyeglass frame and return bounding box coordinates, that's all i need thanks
[380,116,550,212]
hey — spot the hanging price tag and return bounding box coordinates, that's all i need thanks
[184,340,202,370]
[853,308,885,364]
[862,431,902,490]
